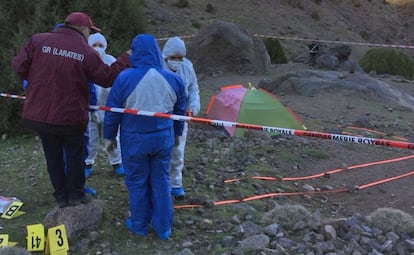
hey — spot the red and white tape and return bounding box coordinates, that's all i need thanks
[89,105,414,151]
[254,34,414,50]
[2,92,413,150]
[154,33,414,50]
[0,93,25,100]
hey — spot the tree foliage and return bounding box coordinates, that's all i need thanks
[263,38,288,64]
[0,0,146,135]
[359,47,414,80]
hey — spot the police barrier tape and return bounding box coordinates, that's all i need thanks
[2,93,414,208]
[1,92,414,151]
[254,34,414,49]
[0,93,25,100]
[0,90,414,150]
[154,33,414,50]
[88,105,414,150]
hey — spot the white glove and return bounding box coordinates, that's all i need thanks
[103,139,117,153]
[91,111,101,123]
[190,105,200,116]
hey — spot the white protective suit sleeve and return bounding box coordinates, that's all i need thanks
[177,58,200,116]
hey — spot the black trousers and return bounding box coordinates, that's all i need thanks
[38,132,86,203]
[23,118,87,203]
[309,53,317,66]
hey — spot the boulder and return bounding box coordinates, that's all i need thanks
[187,21,271,75]
[312,44,363,73]
[43,199,104,240]
[258,68,414,110]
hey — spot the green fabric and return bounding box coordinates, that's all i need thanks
[235,89,304,137]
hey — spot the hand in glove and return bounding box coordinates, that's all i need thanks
[103,139,117,153]
[91,111,101,123]
[185,111,193,123]
[190,105,200,116]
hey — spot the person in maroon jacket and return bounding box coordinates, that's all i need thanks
[11,12,130,208]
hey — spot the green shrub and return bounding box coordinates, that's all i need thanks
[173,0,189,8]
[263,38,288,64]
[368,207,414,234]
[359,48,414,80]
[311,11,320,20]
[352,0,361,8]
[206,3,214,13]
[262,204,310,228]
[191,20,201,28]
[360,30,370,40]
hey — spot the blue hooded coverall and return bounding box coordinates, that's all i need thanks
[104,34,187,238]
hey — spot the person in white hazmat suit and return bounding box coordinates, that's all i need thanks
[85,33,125,177]
[162,36,200,199]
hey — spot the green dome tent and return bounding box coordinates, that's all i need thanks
[205,84,305,137]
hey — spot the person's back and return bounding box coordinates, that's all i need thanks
[104,34,186,240]
[12,18,129,126]
[11,11,130,208]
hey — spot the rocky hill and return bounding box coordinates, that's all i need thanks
[144,0,414,63]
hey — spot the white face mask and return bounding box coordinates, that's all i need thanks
[93,46,105,59]
[167,60,183,72]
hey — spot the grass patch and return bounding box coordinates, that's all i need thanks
[302,148,329,159]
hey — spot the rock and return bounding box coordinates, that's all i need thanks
[331,45,352,62]
[264,223,280,237]
[317,53,339,69]
[182,241,194,248]
[187,21,271,75]
[176,248,195,255]
[339,60,364,73]
[322,224,338,240]
[353,116,374,128]
[0,247,32,255]
[405,239,414,251]
[258,68,414,110]
[43,199,104,240]
[240,221,263,238]
[239,234,270,250]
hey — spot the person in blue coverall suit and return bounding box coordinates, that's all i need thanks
[103,34,187,240]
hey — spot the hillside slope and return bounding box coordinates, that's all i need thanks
[144,0,414,62]
[142,0,414,217]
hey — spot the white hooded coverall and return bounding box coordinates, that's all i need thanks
[85,33,122,167]
[162,37,200,189]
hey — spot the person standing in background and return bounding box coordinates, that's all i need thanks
[162,36,200,200]
[84,32,125,177]
[308,40,320,67]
